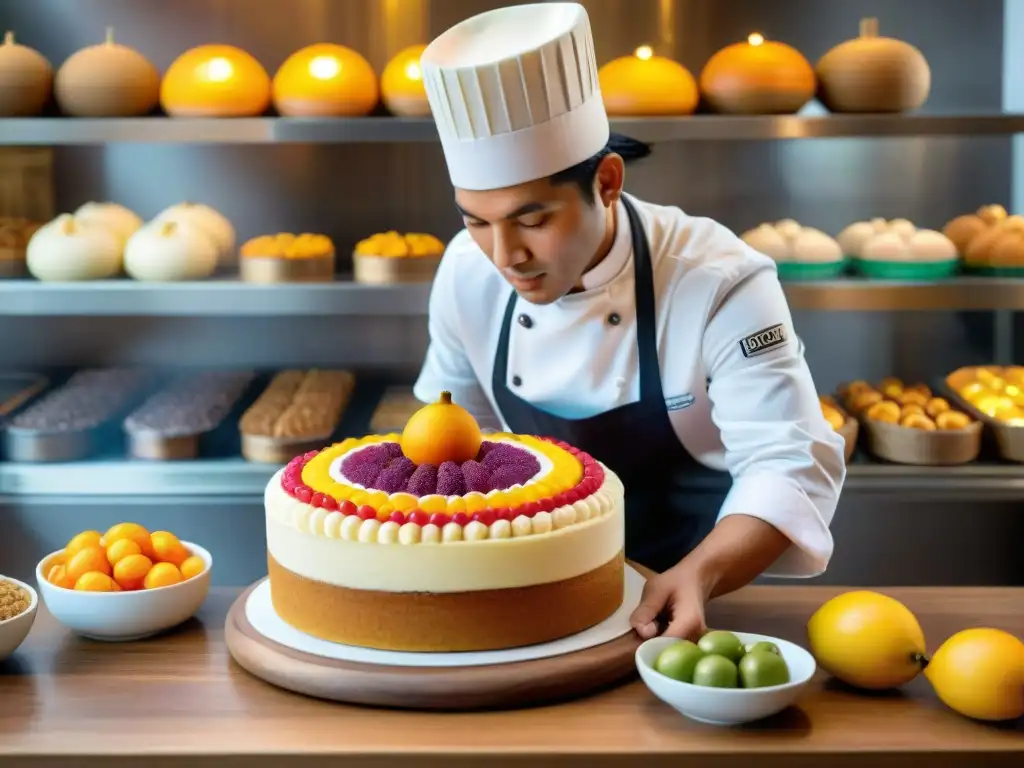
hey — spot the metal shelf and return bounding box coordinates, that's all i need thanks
[0,277,1022,316]
[0,277,432,316]
[1,458,1023,499]
[1,114,1024,145]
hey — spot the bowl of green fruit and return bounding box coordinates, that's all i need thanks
[635,630,816,726]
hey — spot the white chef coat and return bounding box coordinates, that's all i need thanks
[414,194,846,578]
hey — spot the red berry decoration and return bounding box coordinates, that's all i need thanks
[472,509,496,526]
[388,510,407,525]
[357,505,377,521]
[429,512,451,527]
[304,450,319,460]
[522,501,541,517]
[311,492,327,508]
[408,510,430,526]
[339,500,357,517]
[321,496,338,511]
[536,496,557,513]
[492,507,513,521]
[452,512,470,527]
[295,486,312,504]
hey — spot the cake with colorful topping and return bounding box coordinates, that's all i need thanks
[265,391,625,652]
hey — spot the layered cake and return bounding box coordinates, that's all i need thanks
[265,391,625,652]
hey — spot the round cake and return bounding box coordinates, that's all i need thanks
[264,393,625,652]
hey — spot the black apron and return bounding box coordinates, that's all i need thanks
[491,195,730,573]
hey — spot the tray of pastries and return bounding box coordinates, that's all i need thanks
[239,232,336,284]
[3,369,153,462]
[124,371,256,460]
[0,372,48,421]
[353,231,445,285]
[944,365,1024,462]
[239,369,356,463]
[819,394,858,463]
[837,378,980,466]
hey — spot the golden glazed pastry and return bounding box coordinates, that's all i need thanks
[241,232,334,260]
[844,378,974,432]
[355,231,444,258]
[943,205,1024,268]
[265,392,626,652]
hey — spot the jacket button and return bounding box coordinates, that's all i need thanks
[607,312,621,326]
[512,375,522,387]
[518,314,533,329]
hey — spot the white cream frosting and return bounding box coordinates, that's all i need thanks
[264,464,626,593]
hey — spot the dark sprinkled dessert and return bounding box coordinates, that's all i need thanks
[9,369,153,432]
[124,371,255,437]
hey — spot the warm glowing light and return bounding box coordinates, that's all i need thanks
[404,61,422,81]
[634,45,654,61]
[308,55,342,80]
[200,57,234,82]
[747,33,764,46]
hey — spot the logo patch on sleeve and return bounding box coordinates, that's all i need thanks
[739,324,788,358]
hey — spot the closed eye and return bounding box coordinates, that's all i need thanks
[518,214,551,229]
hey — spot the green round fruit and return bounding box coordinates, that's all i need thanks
[744,641,781,656]
[692,654,739,688]
[739,649,791,689]
[654,640,705,683]
[698,630,745,663]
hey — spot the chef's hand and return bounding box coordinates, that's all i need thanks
[629,561,708,641]
[629,514,795,641]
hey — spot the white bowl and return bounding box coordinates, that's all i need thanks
[35,540,212,642]
[0,576,38,661]
[635,631,817,726]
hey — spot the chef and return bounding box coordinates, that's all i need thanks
[413,2,847,642]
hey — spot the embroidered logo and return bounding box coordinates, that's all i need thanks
[665,393,695,411]
[739,324,788,358]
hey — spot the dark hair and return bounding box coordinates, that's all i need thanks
[548,133,652,204]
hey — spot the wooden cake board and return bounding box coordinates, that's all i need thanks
[225,565,651,711]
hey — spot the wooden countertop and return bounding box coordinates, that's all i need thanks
[0,586,1021,768]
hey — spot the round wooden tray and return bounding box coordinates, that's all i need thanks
[225,571,647,711]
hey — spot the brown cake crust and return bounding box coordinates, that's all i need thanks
[267,550,625,652]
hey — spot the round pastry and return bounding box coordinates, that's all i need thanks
[381,44,429,117]
[124,220,219,281]
[699,33,816,115]
[741,219,843,263]
[943,206,1024,271]
[265,392,625,652]
[598,46,698,116]
[838,218,956,262]
[152,202,235,264]
[74,201,143,246]
[273,43,378,117]
[0,31,53,116]
[161,44,271,117]
[26,214,123,281]
[54,28,161,117]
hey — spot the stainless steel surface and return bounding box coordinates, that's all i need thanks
[2,457,1024,498]
[0,278,432,316]
[2,428,95,463]
[5,115,1024,145]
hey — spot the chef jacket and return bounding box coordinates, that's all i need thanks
[414,194,846,578]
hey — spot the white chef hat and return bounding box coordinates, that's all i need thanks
[420,2,610,191]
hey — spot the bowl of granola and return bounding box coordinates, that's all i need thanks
[0,576,37,661]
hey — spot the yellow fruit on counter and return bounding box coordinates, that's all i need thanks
[924,628,1024,722]
[807,590,927,690]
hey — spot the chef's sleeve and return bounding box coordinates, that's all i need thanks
[701,263,846,578]
[413,242,502,429]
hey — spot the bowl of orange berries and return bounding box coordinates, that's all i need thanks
[35,522,212,641]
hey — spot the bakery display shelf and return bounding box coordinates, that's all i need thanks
[3,276,1024,316]
[2,114,1024,145]
[3,448,1024,500]
[0,276,432,316]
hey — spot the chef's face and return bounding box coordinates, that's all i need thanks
[455,155,624,304]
